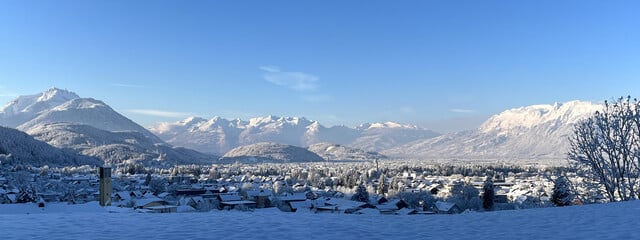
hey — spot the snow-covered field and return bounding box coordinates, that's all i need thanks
[1,201,639,240]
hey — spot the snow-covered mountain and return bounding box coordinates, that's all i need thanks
[219,142,325,164]
[0,88,162,143]
[384,100,603,160]
[307,142,387,161]
[0,126,101,166]
[150,116,440,154]
[0,87,79,128]
[26,122,215,166]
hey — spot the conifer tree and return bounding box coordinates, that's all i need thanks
[551,176,573,206]
[482,178,495,210]
[352,183,370,202]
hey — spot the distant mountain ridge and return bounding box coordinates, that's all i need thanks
[219,142,325,164]
[0,126,101,166]
[151,116,440,154]
[307,142,387,161]
[27,122,214,166]
[383,100,603,160]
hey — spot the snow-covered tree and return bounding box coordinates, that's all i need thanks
[149,178,167,195]
[447,181,481,211]
[552,176,574,206]
[351,183,370,203]
[377,174,387,195]
[568,96,640,201]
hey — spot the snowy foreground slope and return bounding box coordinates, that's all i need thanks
[1,201,639,240]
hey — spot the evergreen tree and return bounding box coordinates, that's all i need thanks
[352,183,370,203]
[482,178,495,210]
[551,176,574,206]
[377,174,387,195]
[144,173,152,186]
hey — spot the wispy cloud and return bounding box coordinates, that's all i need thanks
[260,66,318,91]
[259,66,281,72]
[126,109,192,118]
[111,83,150,89]
[450,108,475,113]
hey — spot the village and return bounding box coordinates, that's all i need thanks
[0,161,592,215]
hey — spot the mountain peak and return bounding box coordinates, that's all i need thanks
[479,100,602,133]
[1,87,81,127]
[181,116,207,125]
[38,87,79,103]
[358,121,420,130]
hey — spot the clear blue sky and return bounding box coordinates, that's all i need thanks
[1,1,639,132]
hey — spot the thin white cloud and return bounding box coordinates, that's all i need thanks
[111,83,150,88]
[260,66,319,91]
[450,108,475,113]
[259,66,280,72]
[126,109,192,118]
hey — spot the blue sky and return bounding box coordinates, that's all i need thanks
[1,1,639,132]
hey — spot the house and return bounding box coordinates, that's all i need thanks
[326,198,373,214]
[279,193,307,203]
[396,208,418,215]
[218,193,256,210]
[145,205,178,213]
[175,188,207,196]
[134,197,169,210]
[376,196,388,205]
[355,207,381,215]
[434,201,462,214]
[246,189,273,208]
[288,200,313,212]
[217,193,242,202]
[220,200,256,210]
[376,199,409,214]
[113,191,133,203]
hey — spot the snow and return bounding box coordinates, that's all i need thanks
[384,100,603,160]
[150,115,439,154]
[1,201,640,239]
[365,122,419,130]
[479,100,602,134]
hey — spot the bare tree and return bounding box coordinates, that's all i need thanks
[568,96,640,202]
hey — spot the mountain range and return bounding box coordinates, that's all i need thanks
[0,88,214,166]
[383,100,602,160]
[150,116,440,154]
[0,87,604,166]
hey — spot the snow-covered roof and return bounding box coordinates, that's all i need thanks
[279,193,307,202]
[435,201,457,212]
[219,194,242,202]
[114,191,132,201]
[247,189,273,197]
[135,197,166,208]
[221,200,256,205]
[289,200,312,210]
